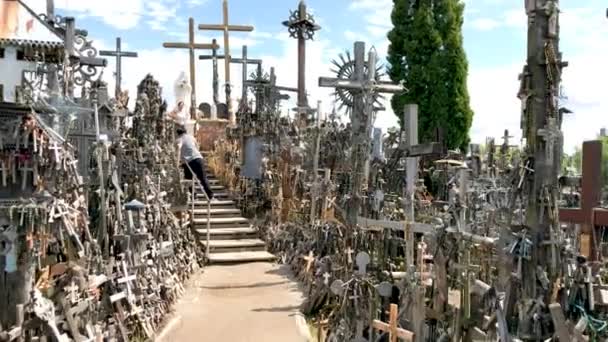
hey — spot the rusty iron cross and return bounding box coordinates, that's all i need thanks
[559,140,608,260]
[372,304,414,342]
[163,17,219,120]
[199,0,254,124]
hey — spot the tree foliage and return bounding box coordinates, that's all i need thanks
[387,0,474,151]
[564,136,608,189]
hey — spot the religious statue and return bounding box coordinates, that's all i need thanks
[171,72,192,125]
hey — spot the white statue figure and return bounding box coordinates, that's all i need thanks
[168,71,191,126]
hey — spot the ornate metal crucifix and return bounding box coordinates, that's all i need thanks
[283,0,321,125]
[163,17,219,120]
[199,0,254,124]
[100,37,138,98]
[319,42,404,225]
[201,45,262,107]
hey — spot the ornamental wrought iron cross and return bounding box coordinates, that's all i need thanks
[319,41,404,225]
[199,0,254,124]
[100,37,138,98]
[163,17,219,120]
[283,0,321,123]
[559,140,608,260]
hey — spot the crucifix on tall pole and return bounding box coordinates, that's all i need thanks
[200,45,262,109]
[283,0,321,126]
[319,42,404,226]
[198,39,223,107]
[100,37,138,99]
[199,0,254,125]
[163,17,219,120]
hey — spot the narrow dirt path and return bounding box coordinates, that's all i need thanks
[159,262,309,342]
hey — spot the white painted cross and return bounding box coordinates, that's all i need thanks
[355,251,370,276]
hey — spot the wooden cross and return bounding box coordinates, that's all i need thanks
[319,41,404,226]
[100,37,138,98]
[372,304,414,342]
[559,140,608,260]
[303,251,315,273]
[163,17,219,120]
[199,0,254,124]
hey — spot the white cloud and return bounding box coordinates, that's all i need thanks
[470,18,501,30]
[54,0,145,30]
[186,0,208,7]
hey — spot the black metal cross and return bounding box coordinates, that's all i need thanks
[100,37,138,98]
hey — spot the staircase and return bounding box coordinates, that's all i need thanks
[190,169,275,264]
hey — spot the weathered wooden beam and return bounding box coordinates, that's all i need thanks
[317,77,404,93]
[405,142,443,157]
[549,303,571,342]
[357,217,433,234]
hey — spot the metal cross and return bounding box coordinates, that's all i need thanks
[100,37,138,98]
[199,0,254,124]
[244,67,297,112]
[319,42,404,225]
[163,17,219,120]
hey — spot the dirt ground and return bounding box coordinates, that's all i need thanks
[158,262,309,342]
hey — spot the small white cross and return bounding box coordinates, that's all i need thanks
[345,247,354,264]
[64,281,79,304]
[303,251,315,273]
[323,272,331,286]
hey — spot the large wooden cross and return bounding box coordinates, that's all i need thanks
[163,17,219,120]
[199,0,254,124]
[319,41,404,225]
[100,37,138,98]
[559,140,608,260]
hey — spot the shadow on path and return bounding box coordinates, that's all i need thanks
[199,280,290,290]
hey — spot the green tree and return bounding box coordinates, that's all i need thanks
[387,0,474,151]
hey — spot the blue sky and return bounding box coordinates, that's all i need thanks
[28,0,608,152]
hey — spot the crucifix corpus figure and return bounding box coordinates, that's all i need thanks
[163,17,219,121]
[199,0,254,125]
[319,41,404,225]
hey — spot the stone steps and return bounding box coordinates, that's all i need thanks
[207,251,276,264]
[191,170,275,264]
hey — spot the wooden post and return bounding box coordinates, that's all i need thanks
[310,100,322,224]
[404,104,418,268]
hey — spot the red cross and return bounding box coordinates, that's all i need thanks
[559,140,608,261]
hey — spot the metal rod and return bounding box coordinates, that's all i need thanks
[183,161,211,260]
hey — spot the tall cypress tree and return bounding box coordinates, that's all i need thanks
[387,0,474,151]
